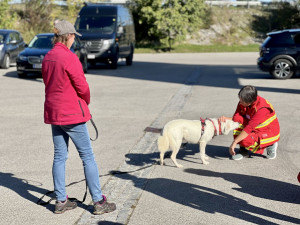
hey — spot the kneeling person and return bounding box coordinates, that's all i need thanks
[219,85,280,160]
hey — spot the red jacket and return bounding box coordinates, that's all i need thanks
[232,95,280,148]
[42,43,91,125]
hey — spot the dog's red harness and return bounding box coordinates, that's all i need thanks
[200,117,222,136]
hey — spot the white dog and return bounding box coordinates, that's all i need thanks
[157,118,239,167]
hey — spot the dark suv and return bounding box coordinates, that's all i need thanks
[257,29,300,79]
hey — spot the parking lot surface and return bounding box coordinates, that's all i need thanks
[1,53,299,225]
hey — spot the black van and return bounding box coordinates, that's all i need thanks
[75,3,135,69]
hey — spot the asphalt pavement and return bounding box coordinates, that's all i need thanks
[1,53,300,225]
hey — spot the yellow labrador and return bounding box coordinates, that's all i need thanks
[157,118,239,167]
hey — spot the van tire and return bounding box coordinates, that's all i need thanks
[126,46,134,66]
[110,50,119,69]
[83,56,88,73]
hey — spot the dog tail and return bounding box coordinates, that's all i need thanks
[157,134,169,152]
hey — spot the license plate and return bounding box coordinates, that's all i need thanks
[87,54,95,59]
[33,64,42,69]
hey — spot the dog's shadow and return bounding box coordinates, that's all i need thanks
[178,143,264,163]
[125,143,231,168]
[175,143,229,165]
[125,143,264,168]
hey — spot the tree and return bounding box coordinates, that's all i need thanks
[22,0,54,31]
[16,0,54,41]
[0,0,19,29]
[131,0,211,49]
[65,0,84,23]
[251,2,300,37]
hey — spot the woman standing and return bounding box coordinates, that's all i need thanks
[42,20,116,215]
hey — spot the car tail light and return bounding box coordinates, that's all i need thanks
[260,46,269,57]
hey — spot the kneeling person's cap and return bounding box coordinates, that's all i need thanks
[54,20,81,37]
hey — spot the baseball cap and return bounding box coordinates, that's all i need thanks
[54,20,81,37]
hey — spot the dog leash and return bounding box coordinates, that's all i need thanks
[37,180,88,206]
[89,115,98,141]
[36,164,154,206]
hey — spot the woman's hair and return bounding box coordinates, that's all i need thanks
[53,33,69,46]
[238,85,257,104]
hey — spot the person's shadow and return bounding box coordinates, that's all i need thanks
[113,172,300,224]
[0,172,88,212]
[184,168,300,204]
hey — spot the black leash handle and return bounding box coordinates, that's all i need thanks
[90,115,98,141]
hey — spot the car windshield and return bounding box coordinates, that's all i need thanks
[28,36,53,49]
[75,16,116,34]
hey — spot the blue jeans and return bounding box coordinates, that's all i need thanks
[51,123,103,202]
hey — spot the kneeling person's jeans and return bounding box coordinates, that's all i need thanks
[51,123,103,202]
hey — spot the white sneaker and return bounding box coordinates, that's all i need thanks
[266,142,278,159]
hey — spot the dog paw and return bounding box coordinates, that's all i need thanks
[204,156,209,160]
[177,164,184,168]
[202,161,209,165]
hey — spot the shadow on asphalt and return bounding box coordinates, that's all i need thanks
[3,62,300,95]
[97,222,123,225]
[124,143,266,168]
[113,170,300,224]
[121,141,300,224]
[0,172,89,212]
[185,168,300,205]
[4,70,43,82]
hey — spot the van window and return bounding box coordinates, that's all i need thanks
[75,15,116,34]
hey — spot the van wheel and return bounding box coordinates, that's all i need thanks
[83,56,88,73]
[271,59,294,79]
[110,51,119,69]
[1,54,10,69]
[126,47,134,66]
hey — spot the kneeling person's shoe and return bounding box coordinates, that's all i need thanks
[54,196,77,214]
[266,142,278,159]
[239,147,250,158]
[93,195,116,215]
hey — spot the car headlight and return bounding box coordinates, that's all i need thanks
[19,55,28,61]
[103,39,114,49]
